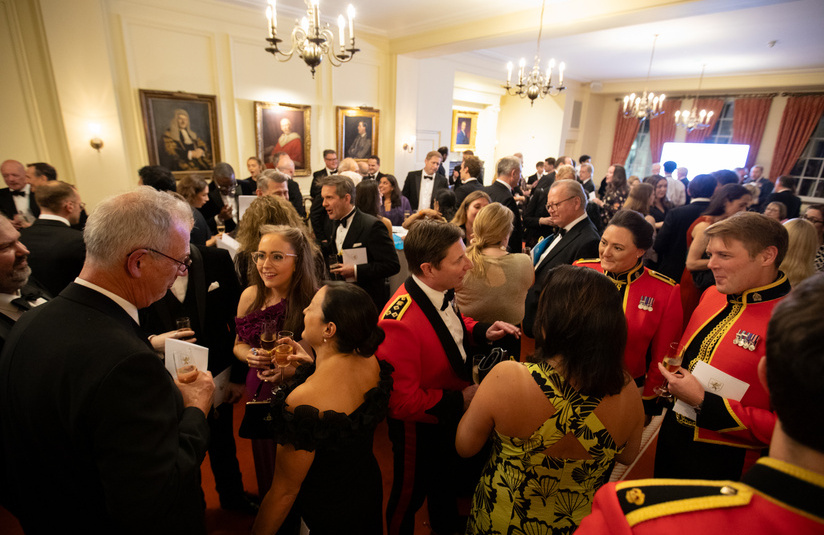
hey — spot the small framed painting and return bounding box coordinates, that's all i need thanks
[255,102,311,176]
[451,110,478,152]
[337,106,379,161]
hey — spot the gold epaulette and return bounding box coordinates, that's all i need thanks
[575,258,600,266]
[382,294,411,321]
[614,479,752,527]
[648,269,677,286]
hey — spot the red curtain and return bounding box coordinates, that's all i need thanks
[770,95,824,179]
[685,98,725,142]
[732,97,773,169]
[648,99,682,163]
[611,102,640,165]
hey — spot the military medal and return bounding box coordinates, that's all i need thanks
[733,330,759,351]
[638,296,654,311]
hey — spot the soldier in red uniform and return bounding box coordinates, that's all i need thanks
[653,212,790,481]
[576,273,824,534]
[376,220,519,535]
[575,210,683,398]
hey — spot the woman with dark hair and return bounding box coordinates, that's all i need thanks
[682,183,752,320]
[356,179,393,235]
[233,224,319,498]
[138,165,176,192]
[457,265,643,534]
[575,210,683,395]
[644,174,672,228]
[378,174,411,226]
[434,188,457,222]
[177,174,216,247]
[593,164,630,228]
[251,282,391,535]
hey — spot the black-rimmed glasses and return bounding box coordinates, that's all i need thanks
[128,248,192,273]
[546,196,576,212]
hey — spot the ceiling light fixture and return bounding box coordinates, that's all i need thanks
[622,34,665,122]
[264,0,359,78]
[501,0,566,106]
[674,64,714,132]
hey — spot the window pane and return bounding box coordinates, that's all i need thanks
[813,140,824,159]
[719,121,732,136]
[804,159,822,178]
[815,180,824,198]
[790,160,806,176]
[799,178,815,196]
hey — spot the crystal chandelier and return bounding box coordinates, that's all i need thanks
[501,0,566,106]
[622,34,665,122]
[675,65,714,132]
[264,0,359,78]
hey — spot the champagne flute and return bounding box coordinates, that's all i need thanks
[654,342,684,399]
[273,330,294,369]
[259,320,277,354]
[216,222,226,237]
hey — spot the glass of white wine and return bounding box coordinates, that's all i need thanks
[654,342,684,399]
[216,222,226,237]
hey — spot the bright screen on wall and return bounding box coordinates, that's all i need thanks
[660,142,750,177]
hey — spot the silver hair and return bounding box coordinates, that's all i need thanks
[257,169,289,192]
[496,156,521,178]
[549,178,588,210]
[84,186,193,268]
[580,163,594,176]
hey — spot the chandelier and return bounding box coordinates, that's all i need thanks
[622,34,665,122]
[264,0,359,78]
[675,65,714,132]
[501,0,566,106]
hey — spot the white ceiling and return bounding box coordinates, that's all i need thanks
[228,0,824,84]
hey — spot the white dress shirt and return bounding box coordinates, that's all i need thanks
[666,175,686,206]
[12,184,35,222]
[535,213,588,269]
[412,274,466,361]
[38,214,71,226]
[418,171,436,211]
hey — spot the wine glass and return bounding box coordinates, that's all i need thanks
[654,342,684,399]
[216,223,226,237]
[259,320,277,353]
[175,317,191,330]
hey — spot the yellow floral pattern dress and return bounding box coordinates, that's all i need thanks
[467,362,623,534]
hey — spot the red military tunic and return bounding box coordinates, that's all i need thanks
[574,259,683,390]
[576,458,824,534]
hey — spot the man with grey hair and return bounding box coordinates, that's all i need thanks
[484,156,524,253]
[578,162,596,196]
[0,187,215,534]
[256,169,290,201]
[523,179,600,337]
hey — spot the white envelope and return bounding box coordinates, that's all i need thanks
[341,247,368,282]
[237,195,256,221]
[212,367,231,407]
[217,234,240,259]
[674,360,750,421]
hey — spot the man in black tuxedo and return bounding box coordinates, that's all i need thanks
[0,187,214,534]
[402,150,448,212]
[766,175,801,219]
[19,181,85,297]
[0,159,39,229]
[238,156,263,192]
[310,149,339,198]
[653,173,718,280]
[484,156,524,253]
[139,245,256,514]
[526,161,545,187]
[272,153,306,218]
[747,165,773,211]
[453,155,484,207]
[0,215,49,353]
[321,175,400,310]
[199,162,255,235]
[364,155,387,181]
[523,180,600,337]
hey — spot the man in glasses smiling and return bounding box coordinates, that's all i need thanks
[0,186,215,534]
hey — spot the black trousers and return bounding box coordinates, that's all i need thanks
[207,401,245,500]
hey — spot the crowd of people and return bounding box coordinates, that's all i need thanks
[0,150,822,535]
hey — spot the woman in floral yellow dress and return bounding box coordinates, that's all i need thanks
[456,265,643,534]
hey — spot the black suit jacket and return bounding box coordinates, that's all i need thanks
[523,187,552,246]
[402,170,448,211]
[198,180,256,234]
[523,217,600,337]
[238,176,257,192]
[19,218,86,297]
[287,179,306,218]
[139,246,244,383]
[484,181,524,253]
[363,171,387,182]
[0,281,50,354]
[0,187,40,220]
[0,283,209,534]
[453,178,484,207]
[322,208,400,309]
[310,168,337,199]
[653,200,710,280]
[766,190,801,219]
[532,171,556,193]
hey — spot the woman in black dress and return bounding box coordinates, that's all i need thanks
[644,174,672,229]
[252,282,391,535]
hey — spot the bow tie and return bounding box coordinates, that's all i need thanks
[556,228,567,237]
[11,289,43,311]
[366,174,375,180]
[336,210,355,228]
[441,289,455,311]
[10,190,25,197]
[423,175,434,181]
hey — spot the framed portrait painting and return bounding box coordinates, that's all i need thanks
[255,102,311,176]
[337,107,379,161]
[139,90,220,178]
[451,110,478,152]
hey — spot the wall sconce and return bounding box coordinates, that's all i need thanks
[401,138,414,153]
[89,122,104,152]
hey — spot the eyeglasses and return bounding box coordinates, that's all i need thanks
[251,251,297,264]
[803,215,824,225]
[546,196,576,212]
[217,182,237,195]
[128,248,192,273]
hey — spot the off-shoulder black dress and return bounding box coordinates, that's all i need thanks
[269,360,393,534]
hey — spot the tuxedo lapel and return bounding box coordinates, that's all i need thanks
[341,209,366,250]
[188,246,207,335]
[405,277,470,381]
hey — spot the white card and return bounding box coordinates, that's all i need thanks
[164,338,209,378]
[216,234,240,259]
[237,195,256,222]
[341,247,368,282]
[212,367,231,407]
[674,360,750,421]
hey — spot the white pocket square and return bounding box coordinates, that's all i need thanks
[208,282,220,292]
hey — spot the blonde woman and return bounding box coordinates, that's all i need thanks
[780,218,817,287]
[457,202,533,356]
[450,190,491,243]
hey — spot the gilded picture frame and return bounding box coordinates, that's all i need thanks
[451,110,479,152]
[255,102,312,176]
[337,106,379,161]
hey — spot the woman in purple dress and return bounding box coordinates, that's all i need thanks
[233,224,319,498]
[378,174,412,226]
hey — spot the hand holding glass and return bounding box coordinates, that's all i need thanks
[654,342,684,399]
[173,351,198,384]
[274,331,294,369]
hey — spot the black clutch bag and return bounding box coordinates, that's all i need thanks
[472,348,514,384]
[238,382,275,440]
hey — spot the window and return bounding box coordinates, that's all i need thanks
[787,114,824,200]
[702,99,734,144]
[624,119,651,178]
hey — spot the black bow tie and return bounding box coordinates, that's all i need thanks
[366,174,375,180]
[423,175,434,180]
[10,190,25,197]
[11,289,43,311]
[337,210,355,229]
[555,228,567,238]
[441,289,455,311]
